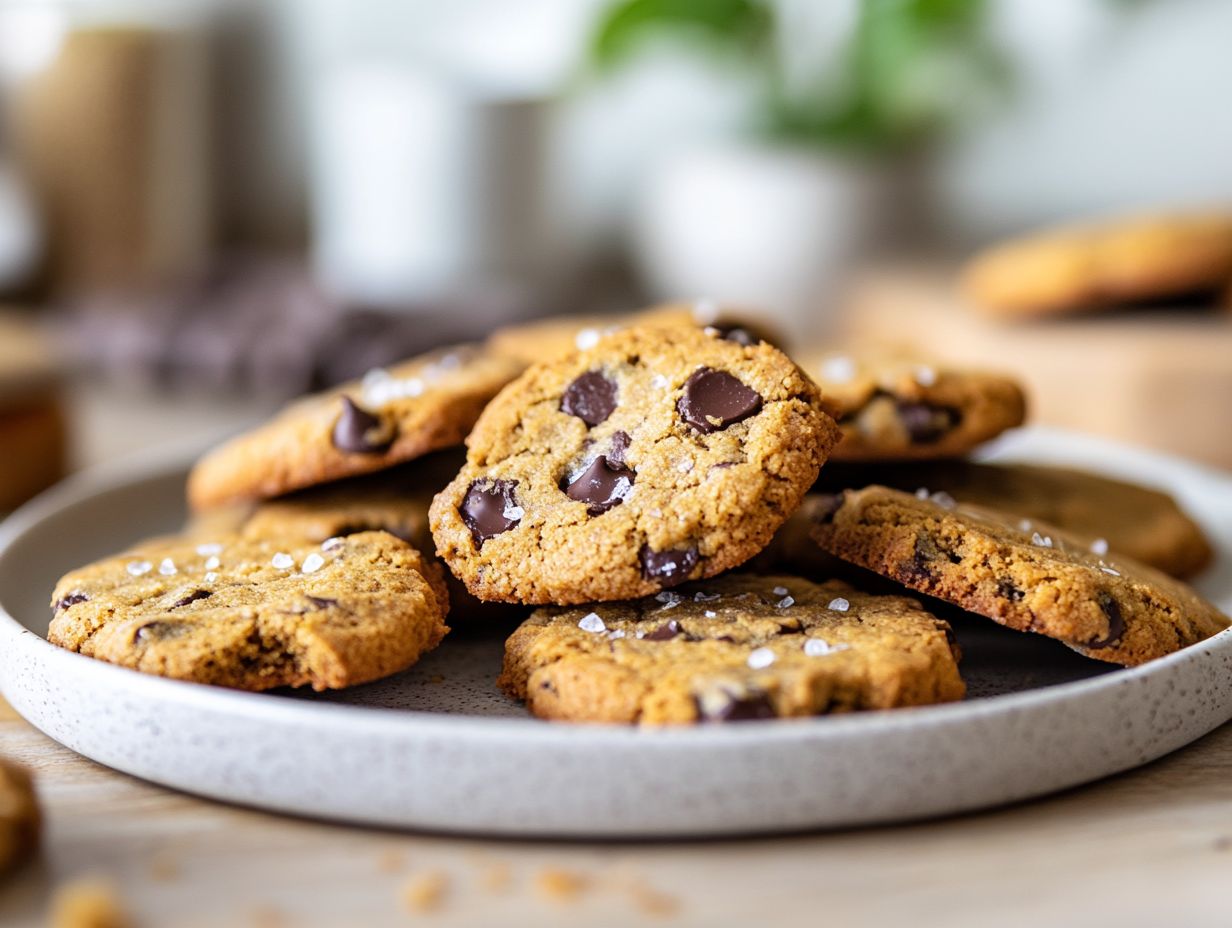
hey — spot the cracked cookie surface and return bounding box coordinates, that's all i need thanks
[811,486,1228,666]
[188,345,524,510]
[431,325,839,604]
[799,350,1026,462]
[49,531,448,691]
[499,574,964,724]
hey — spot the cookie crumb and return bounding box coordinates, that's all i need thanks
[50,877,132,928]
[401,870,449,914]
[535,867,589,903]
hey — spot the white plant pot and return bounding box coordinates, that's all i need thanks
[632,144,891,342]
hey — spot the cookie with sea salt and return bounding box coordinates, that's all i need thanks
[187,344,525,510]
[49,531,448,691]
[811,485,1229,666]
[498,574,964,724]
[798,350,1026,462]
[814,460,1213,579]
[430,324,839,604]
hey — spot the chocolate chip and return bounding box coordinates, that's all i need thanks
[134,621,189,643]
[563,456,635,516]
[607,430,632,466]
[643,619,682,641]
[697,690,775,722]
[53,592,88,612]
[639,545,699,588]
[996,579,1024,603]
[460,479,521,547]
[1089,593,1126,648]
[306,595,338,610]
[171,589,212,609]
[900,552,933,583]
[561,371,617,426]
[332,396,394,454]
[897,401,959,444]
[677,368,762,433]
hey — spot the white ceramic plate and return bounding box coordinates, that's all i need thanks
[1,428,1230,837]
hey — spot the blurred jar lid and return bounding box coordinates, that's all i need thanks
[0,311,63,408]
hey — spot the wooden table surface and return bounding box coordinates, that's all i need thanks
[2,385,1231,928]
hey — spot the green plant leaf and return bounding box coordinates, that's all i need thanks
[589,0,771,71]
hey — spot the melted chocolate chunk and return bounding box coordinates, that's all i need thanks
[53,592,88,612]
[171,589,213,609]
[697,690,775,722]
[460,479,521,547]
[561,371,617,426]
[563,456,635,516]
[607,430,632,466]
[306,595,338,610]
[996,579,1025,603]
[134,621,190,643]
[897,402,959,445]
[1089,593,1126,648]
[332,396,394,454]
[643,619,682,641]
[639,545,699,588]
[677,368,762,433]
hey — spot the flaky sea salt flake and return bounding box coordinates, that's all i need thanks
[747,647,776,669]
[578,612,605,633]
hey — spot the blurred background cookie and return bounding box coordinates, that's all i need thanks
[798,350,1026,462]
[961,212,1232,318]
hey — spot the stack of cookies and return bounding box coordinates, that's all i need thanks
[47,304,1229,723]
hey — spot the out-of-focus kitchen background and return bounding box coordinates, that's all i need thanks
[1,0,1230,508]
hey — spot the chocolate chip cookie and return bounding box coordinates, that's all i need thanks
[811,486,1229,666]
[235,452,517,621]
[485,301,783,367]
[431,325,839,604]
[962,211,1232,317]
[816,461,1213,579]
[187,344,525,510]
[0,758,39,876]
[798,350,1026,461]
[49,531,449,690]
[499,574,964,724]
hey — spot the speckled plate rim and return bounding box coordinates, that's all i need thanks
[1,427,1230,837]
